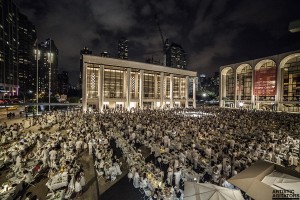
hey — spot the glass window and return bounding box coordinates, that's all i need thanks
[104,68,124,98]
[180,78,186,98]
[225,69,234,100]
[166,77,170,98]
[86,66,99,98]
[282,57,300,101]
[144,73,155,98]
[173,77,180,98]
[254,61,276,101]
[237,65,252,100]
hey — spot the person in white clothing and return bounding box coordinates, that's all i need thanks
[174,168,181,188]
[88,140,93,155]
[80,171,86,188]
[133,169,140,188]
[15,154,23,172]
[167,165,174,185]
[22,170,33,187]
[74,176,82,198]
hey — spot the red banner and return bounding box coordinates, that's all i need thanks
[254,67,277,96]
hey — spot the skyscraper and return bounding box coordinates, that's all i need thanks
[79,47,92,89]
[166,42,187,69]
[0,0,38,99]
[18,12,37,95]
[118,37,128,60]
[58,71,69,95]
[38,39,59,95]
[0,0,19,98]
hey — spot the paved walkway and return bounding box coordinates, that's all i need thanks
[79,152,99,200]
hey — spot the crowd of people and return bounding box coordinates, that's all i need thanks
[0,106,300,200]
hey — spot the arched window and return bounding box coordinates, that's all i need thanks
[236,65,252,100]
[254,60,276,101]
[282,56,300,101]
[225,68,234,100]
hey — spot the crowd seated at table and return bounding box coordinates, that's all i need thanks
[0,107,300,200]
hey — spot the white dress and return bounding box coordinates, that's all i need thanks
[80,173,86,187]
[174,170,181,188]
[133,172,140,188]
[75,180,82,193]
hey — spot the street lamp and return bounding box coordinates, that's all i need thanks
[34,41,40,115]
[47,38,52,111]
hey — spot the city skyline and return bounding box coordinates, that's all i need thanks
[14,0,300,84]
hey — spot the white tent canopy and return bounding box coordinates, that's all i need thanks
[184,182,244,200]
[261,171,300,195]
[262,170,300,185]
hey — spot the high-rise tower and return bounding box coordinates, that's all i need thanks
[118,37,128,60]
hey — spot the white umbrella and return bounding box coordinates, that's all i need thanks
[184,182,244,200]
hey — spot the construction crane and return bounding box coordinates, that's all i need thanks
[154,12,169,66]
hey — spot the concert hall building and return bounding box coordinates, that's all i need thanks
[82,55,197,111]
[219,50,300,112]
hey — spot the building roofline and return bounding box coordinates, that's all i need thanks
[83,55,197,77]
[220,49,300,69]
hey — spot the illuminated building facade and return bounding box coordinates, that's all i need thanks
[82,55,197,111]
[220,50,300,112]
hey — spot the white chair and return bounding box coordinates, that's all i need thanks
[143,188,152,200]
[139,181,145,194]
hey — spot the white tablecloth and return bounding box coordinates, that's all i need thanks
[47,173,68,191]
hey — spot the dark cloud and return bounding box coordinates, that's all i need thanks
[15,0,300,83]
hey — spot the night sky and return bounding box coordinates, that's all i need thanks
[15,0,300,85]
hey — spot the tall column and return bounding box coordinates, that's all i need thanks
[135,72,139,99]
[123,69,127,98]
[163,75,167,107]
[98,65,104,112]
[179,77,182,99]
[233,69,237,108]
[154,74,158,108]
[82,63,87,112]
[251,68,255,109]
[126,68,131,110]
[185,76,189,108]
[238,73,242,102]
[219,73,223,107]
[170,74,174,108]
[139,70,144,109]
[276,65,282,111]
[193,77,196,108]
[154,74,158,98]
[160,72,164,108]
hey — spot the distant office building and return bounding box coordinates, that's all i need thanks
[58,71,69,94]
[18,13,37,95]
[79,47,92,89]
[0,0,19,98]
[38,39,59,95]
[100,51,110,58]
[118,37,128,60]
[0,0,38,99]
[166,42,187,69]
[198,72,219,97]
